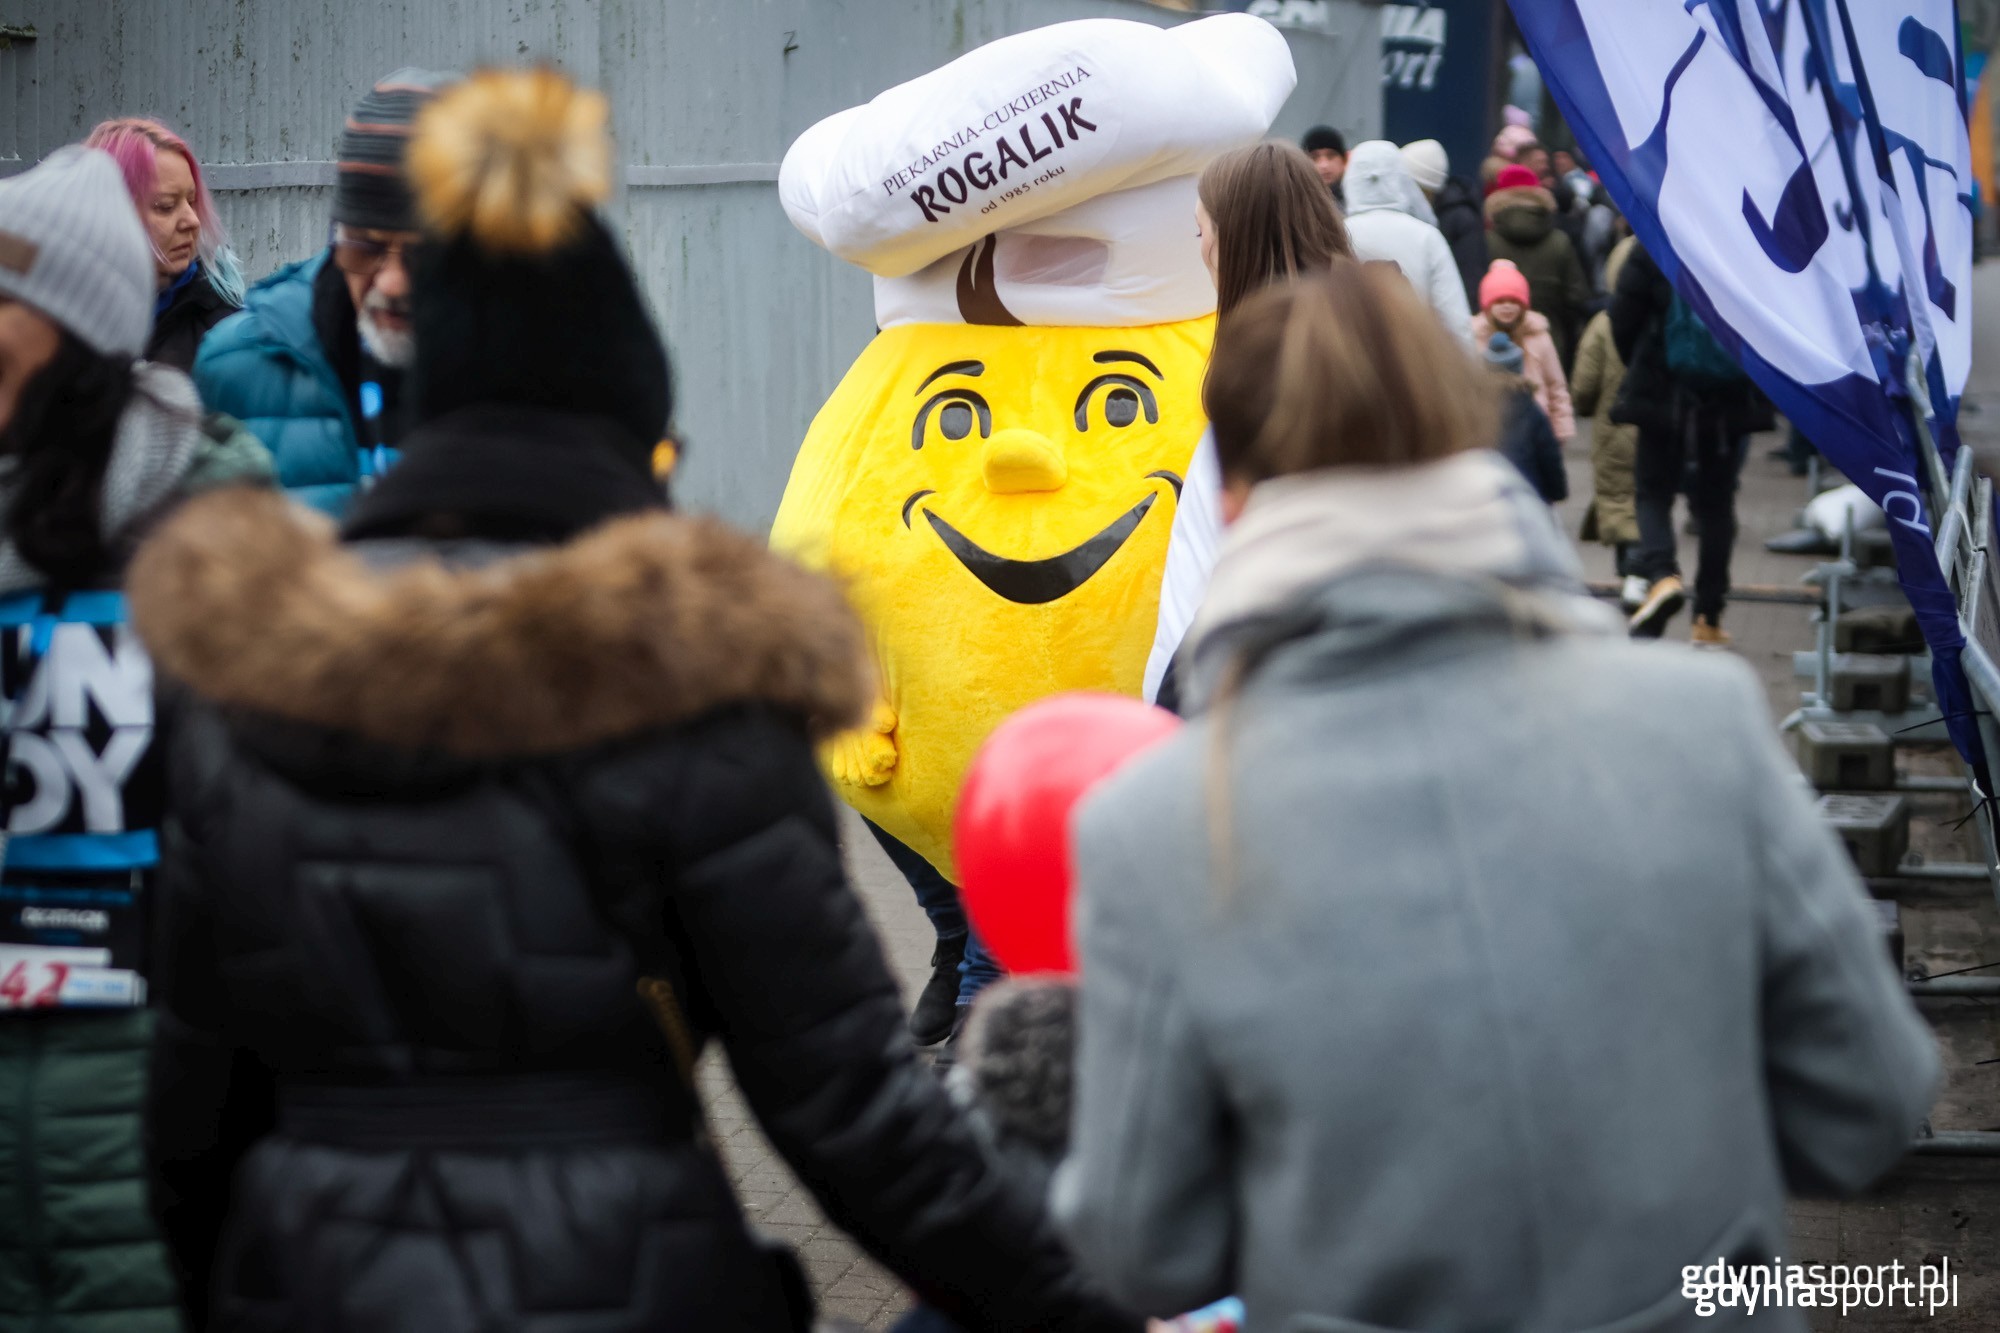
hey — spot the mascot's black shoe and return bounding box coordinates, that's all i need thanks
[911,935,967,1046]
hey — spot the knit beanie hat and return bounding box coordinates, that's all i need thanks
[1479,259,1531,311]
[1482,331,1524,375]
[1492,124,1538,160]
[1400,138,1449,194]
[0,147,153,357]
[1300,125,1347,156]
[404,68,671,465]
[1492,163,1542,194]
[334,68,458,232]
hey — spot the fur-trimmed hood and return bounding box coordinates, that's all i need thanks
[128,487,874,757]
[1484,183,1556,225]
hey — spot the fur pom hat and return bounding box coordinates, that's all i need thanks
[959,976,1077,1158]
[405,68,671,467]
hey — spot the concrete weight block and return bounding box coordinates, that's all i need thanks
[1818,792,1911,877]
[1795,720,1895,790]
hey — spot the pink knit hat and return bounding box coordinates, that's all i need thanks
[1492,164,1542,194]
[1479,259,1531,312]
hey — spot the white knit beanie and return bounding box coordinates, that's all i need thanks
[1400,138,1450,195]
[0,147,154,357]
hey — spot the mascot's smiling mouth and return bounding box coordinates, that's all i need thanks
[907,471,1182,605]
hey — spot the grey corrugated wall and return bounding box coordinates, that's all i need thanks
[0,0,1380,531]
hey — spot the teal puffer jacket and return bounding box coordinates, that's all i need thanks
[193,252,360,516]
[0,1011,181,1333]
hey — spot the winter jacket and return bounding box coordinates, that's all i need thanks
[1608,243,1770,439]
[1471,309,1573,441]
[1054,452,1940,1333]
[193,252,364,515]
[1484,183,1594,369]
[147,263,237,374]
[131,408,1138,1333]
[1340,143,1472,337]
[1580,200,1621,294]
[1430,175,1488,307]
[0,1012,180,1333]
[1572,310,1638,545]
[1548,175,1592,276]
[0,366,273,1333]
[1495,386,1567,503]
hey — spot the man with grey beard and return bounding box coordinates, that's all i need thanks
[194,69,453,515]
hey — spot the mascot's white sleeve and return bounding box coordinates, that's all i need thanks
[1143,428,1224,703]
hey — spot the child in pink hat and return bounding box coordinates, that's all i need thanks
[1471,258,1573,441]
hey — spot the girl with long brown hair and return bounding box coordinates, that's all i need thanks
[1057,266,1936,1329]
[1194,141,1351,317]
[1145,142,1352,707]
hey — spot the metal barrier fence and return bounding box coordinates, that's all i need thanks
[1908,355,2000,916]
[1776,357,2000,1154]
[1894,356,2000,1155]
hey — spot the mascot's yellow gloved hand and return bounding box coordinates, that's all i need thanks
[823,699,898,788]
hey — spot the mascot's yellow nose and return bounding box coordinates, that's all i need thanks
[981,428,1069,494]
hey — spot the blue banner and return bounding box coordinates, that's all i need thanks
[1510,0,1981,763]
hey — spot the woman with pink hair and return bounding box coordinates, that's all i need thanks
[83,117,244,370]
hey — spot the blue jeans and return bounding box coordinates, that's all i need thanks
[863,819,1002,1007]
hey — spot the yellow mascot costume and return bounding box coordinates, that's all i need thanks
[772,16,1294,892]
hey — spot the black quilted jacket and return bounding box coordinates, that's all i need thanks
[132,476,1137,1333]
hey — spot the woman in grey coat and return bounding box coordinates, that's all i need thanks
[1053,264,1939,1333]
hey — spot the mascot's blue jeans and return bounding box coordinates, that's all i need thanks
[863,819,1002,1008]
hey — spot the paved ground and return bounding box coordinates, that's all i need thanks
[707,271,2000,1330]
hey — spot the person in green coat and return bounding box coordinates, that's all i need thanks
[1483,163,1594,371]
[1571,234,1643,606]
[0,148,273,1333]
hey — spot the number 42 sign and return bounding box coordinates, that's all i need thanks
[0,946,144,1009]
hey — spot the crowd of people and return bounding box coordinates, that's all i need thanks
[0,51,1942,1333]
[1296,121,1762,644]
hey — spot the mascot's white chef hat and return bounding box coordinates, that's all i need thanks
[780,15,1295,328]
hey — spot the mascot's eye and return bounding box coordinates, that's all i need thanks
[912,389,993,450]
[1074,374,1158,431]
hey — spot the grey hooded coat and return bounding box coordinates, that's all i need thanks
[1055,457,1938,1333]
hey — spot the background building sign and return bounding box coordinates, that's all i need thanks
[1380,0,1498,188]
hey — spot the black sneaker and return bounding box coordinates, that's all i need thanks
[910,935,966,1046]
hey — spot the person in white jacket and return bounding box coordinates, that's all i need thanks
[1339,140,1473,339]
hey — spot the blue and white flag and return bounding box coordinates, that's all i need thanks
[1512,0,1980,760]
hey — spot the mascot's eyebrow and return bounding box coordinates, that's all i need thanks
[915,361,985,395]
[1093,350,1163,378]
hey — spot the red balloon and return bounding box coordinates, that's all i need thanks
[955,693,1182,975]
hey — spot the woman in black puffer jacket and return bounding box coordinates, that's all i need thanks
[133,69,1138,1333]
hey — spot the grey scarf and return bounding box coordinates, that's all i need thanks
[0,362,204,595]
[1183,450,1620,672]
